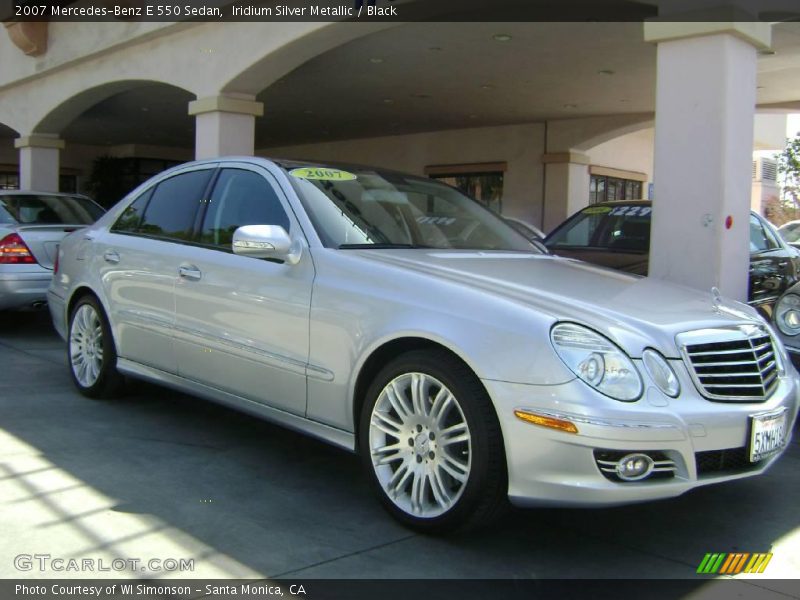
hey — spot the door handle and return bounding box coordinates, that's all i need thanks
[103,250,120,264]
[178,265,202,281]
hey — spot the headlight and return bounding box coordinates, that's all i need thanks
[774,293,800,337]
[550,323,643,401]
[642,349,680,398]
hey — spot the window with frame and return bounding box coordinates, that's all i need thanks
[750,214,780,253]
[112,169,212,241]
[199,169,290,248]
[590,174,643,204]
[426,163,505,213]
[111,189,153,233]
[0,171,19,190]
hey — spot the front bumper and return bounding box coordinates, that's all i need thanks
[485,359,799,508]
[0,269,52,310]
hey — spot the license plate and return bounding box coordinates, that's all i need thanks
[749,409,788,462]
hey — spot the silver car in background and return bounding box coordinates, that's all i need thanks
[48,158,799,532]
[0,191,104,310]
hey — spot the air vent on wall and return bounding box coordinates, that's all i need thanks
[761,159,777,182]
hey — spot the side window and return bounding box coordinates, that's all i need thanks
[199,169,290,248]
[111,189,152,233]
[750,215,779,253]
[137,170,213,241]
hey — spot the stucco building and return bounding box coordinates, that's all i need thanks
[1,2,800,301]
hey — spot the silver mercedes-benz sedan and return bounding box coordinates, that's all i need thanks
[0,191,104,310]
[48,157,799,532]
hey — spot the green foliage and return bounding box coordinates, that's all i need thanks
[83,155,131,209]
[777,134,800,207]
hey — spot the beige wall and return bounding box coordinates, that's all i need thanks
[262,123,547,225]
[586,128,655,188]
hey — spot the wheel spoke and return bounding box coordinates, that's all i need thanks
[410,471,427,514]
[386,381,412,420]
[373,442,404,465]
[440,453,469,482]
[440,422,469,446]
[410,373,429,417]
[429,466,452,509]
[371,410,403,436]
[429,387,453,424]
[388,461,413,497]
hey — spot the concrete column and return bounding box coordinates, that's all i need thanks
[542,152,590,232]
[188,95,264,160]
[14,135,64,192]
[645,21,771,302]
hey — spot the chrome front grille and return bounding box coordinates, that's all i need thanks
[679,326,779,402]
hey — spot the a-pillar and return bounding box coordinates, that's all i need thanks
[188,95,264,160]
[542,152,590,232]
[15,134,64,192]
[645,21,771,302]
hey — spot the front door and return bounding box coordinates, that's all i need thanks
[173,165,314,416]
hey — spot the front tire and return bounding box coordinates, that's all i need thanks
[68,295,123,398]
[359,349,507,533]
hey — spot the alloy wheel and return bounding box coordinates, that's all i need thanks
[368,372,472,518]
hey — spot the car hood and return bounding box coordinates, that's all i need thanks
[349,249,765,358]
[546,247,649,276]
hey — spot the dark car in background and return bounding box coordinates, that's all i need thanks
[0,191,105,310]
[772,283,800,368]
[544,200,800,318]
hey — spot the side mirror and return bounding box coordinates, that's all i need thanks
[232,225,302,265]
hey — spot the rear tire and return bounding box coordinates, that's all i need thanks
[68,295,123,398]
[359,349,507,533]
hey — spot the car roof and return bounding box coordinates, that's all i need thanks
[176,156,437,183]
[0,190,90,199]
[589,200,651,207]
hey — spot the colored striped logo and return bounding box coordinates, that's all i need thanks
[696,553,773,574]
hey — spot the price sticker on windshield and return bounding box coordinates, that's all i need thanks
[609,206,652,217]
[290,167,357,181]
[582,206,612,215]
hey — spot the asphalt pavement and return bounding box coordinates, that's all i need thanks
[1,311,798,595]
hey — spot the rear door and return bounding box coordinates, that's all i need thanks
[94,166,215,373]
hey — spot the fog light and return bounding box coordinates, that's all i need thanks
[615,453,654,481]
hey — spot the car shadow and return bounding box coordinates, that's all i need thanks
[0,312,798,583]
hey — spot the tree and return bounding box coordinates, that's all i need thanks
[777,133,800,210]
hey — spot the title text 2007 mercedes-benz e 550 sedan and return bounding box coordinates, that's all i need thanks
[49,158,799,532]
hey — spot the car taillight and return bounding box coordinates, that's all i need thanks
[0,233,37,264]
[53,248,59,274]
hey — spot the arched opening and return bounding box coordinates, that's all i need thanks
[32,81,195,205]
[0,123,21,190]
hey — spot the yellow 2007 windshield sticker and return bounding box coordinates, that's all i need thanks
[582,206,612,215]
[289,167,357,181]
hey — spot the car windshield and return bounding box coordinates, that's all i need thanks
[0,194,103,225]
[284,165,537,252]
[546,204,652,253]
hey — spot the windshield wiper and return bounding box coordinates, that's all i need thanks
[338,243,432,249]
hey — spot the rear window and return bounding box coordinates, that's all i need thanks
[0,194,104,225]
[546,204,652,253]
